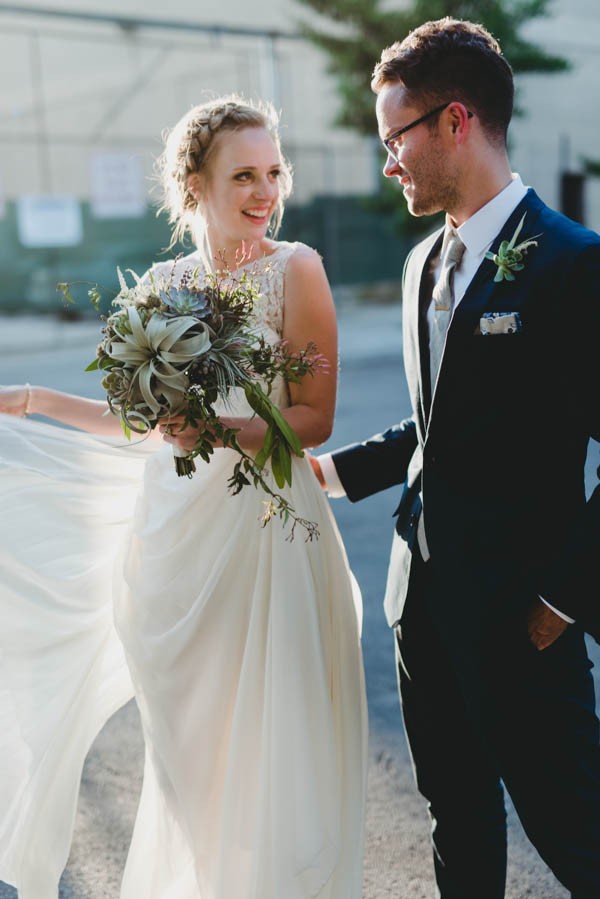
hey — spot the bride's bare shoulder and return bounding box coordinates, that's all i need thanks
[283,242,326,278]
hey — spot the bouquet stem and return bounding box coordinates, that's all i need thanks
[173,446,196,478]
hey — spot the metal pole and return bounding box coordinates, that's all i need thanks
[0,4,299,41]
[260,34,281,107]
[89,47,172,142]
[322,146,340,284]
[29,31,52,192]
[559,133,571,172]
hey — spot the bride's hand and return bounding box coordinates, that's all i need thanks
[0,384,32,417]
[159,416,212,452]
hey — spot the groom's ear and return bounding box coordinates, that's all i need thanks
[446,102,472,144]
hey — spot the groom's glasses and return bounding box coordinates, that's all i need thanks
[383,103,474,162]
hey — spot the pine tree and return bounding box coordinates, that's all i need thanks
[296,0,569,134]
[294,0,569,234]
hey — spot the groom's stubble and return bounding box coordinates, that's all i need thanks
[403,134,461,218]
[376,83,462,219]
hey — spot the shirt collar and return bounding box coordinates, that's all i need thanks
[447,174,528,258]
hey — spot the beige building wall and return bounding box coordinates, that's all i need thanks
[510,0,600,229]
[0,0,378,206]
[0,0,598,226]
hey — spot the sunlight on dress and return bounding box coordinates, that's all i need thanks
[0,242,367,899]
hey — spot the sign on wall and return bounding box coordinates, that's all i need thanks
[90,151,146,219]
[17,195,83,247]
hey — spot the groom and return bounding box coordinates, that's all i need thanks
[312,18,600,899]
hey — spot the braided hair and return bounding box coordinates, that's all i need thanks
[157,95,293,256]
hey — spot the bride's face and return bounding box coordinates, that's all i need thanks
[195,126,283,257]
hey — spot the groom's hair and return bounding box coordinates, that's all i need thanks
[371,18,514,147]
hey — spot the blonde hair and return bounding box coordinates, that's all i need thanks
[156,95,293,259]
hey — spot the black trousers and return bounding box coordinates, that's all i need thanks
[395,550,600,899]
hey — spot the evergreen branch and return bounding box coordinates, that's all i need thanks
[583,157,600,178]
[293,0,570,136]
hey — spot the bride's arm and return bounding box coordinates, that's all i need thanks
[236,246,337,450]
[0,384,128,437]
[162,246,338,453]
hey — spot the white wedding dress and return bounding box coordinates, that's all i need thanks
[0,241,368,899]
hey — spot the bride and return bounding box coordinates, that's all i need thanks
[0,97,367,899]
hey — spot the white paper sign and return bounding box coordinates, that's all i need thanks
[90,151,146,219]
[17,195,83,247]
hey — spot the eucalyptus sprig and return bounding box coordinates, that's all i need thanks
[248,338,330,393]
[183,381,319,541]
[57,280,112,311]
[485,213,542,283]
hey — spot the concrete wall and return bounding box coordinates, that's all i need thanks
[510,0,600,229]
[0,0,378,206]
[0,0,597,230]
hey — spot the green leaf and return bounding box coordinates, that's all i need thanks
[57,282,75,304]
[85,358,100,371]
[255,424,276,469]
[88,286,103,311]
[276,440,293,486]
[271,443,286,488]
[245,383,303,457]
[271,440,293,487]
[507,213,526,251]
[244,382,273,421]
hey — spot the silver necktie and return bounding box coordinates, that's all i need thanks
[418,229,465,562]
[429,229,465,394]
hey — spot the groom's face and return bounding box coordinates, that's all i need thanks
[376,82,459,217]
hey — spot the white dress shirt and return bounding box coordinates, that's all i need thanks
[318,174,573,622]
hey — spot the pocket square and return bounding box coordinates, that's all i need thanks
[478,311,522,336]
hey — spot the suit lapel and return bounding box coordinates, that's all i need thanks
[403,227,443,443]
[450,189,544,336]
[428,189,545,428]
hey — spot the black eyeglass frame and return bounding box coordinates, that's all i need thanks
[383,102,474,161]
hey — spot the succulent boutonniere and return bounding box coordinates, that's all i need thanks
[485,213,542,283]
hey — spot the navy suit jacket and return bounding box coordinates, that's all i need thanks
[333,190,600,643]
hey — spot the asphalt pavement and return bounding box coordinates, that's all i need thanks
[0,300,404,362]
[0,305,598,898]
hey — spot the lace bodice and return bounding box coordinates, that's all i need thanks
[149,241,302,414]
[149,241,300,344]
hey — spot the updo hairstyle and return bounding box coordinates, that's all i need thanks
[157,96,293,254]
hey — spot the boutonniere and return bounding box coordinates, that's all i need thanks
[485,213,542,283]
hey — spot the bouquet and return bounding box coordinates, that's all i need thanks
[59,260,326,539]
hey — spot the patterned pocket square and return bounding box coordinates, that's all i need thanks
[478,311,522,336]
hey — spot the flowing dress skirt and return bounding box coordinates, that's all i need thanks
[0,414,367,899]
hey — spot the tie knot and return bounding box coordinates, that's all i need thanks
[445,230,465,267]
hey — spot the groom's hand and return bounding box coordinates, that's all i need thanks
[307,453,326,490]
[527,598,569,651]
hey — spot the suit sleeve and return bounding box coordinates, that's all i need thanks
[538,242,600,640]
[330,249,419,504]
[331,417,418,503]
